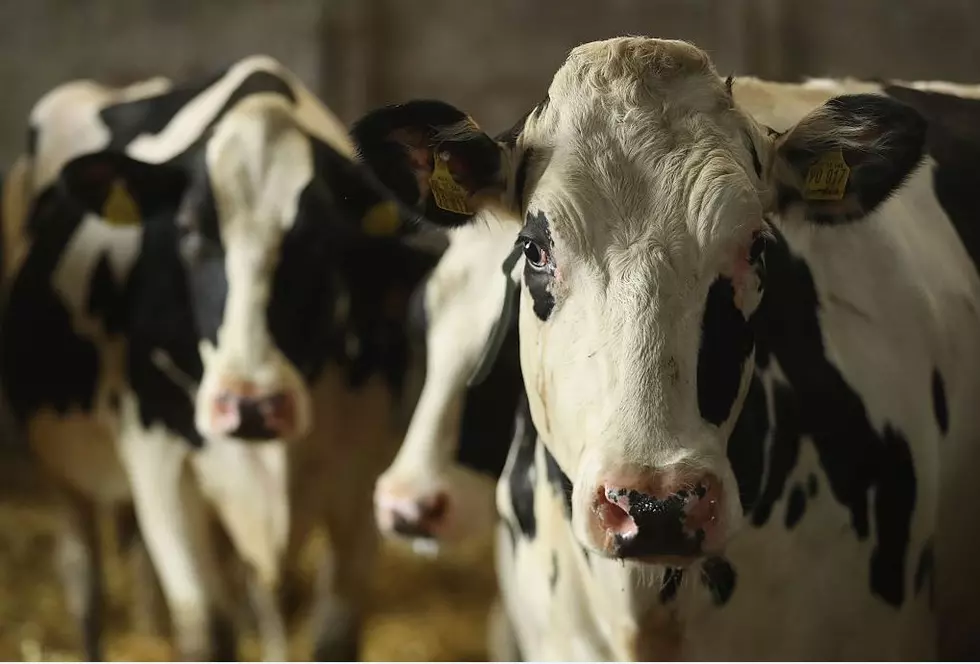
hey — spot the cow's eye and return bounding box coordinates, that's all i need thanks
[523,240,549,269]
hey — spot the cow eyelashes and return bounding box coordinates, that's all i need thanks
[522,239,550,270]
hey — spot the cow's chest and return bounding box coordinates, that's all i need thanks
[494,436,936,660]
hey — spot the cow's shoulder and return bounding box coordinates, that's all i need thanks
[883,85,980,273]
[727,230,928,607]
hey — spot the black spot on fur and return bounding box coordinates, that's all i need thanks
[932,369,949,436]
[914,542,935,609]
[1,191,100,422]
[543,445,573,519]
[727,374,768,514]
[456,322,522,478]
[751,385,801,527]
[697,277,754,426]
[101,69,296,165]
[807,473,819,497]
[549,551,559,590]
[125,197,204,447]
[747,135,762,178]
[784,484,806,529]
[751,227,917,606]
[659,567,683,604]
[882,86,980,275]
[507,393,538,539]
[700,557,737,606]
[513,148,534,210]
[26,125,38,157]
[87,253,126,335]
[520,210,555,321]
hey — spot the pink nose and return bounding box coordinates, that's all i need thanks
[375,489,449,540]
[590,467,722,563]
[211,385,296,440]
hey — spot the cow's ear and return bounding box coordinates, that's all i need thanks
[59,151,190,225]
[769,94,926,224]
[351,100,515,228]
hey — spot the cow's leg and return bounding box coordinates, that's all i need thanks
[115,504,170,637]
[118,432,235,661]
[53,485,104,661]
[246,572,289,662]
[311,503,377,661]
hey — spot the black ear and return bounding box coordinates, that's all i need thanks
[351,100,514,228]
[310,137,429,238]
[771,94,927,224]
[58,151,190,225]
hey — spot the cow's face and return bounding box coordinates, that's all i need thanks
[58,96,422,444]
[353,37,926,565]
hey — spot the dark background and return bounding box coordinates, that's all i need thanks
[0,0,978,166]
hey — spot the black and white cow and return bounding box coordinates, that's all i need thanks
[350,39,980,659]
[0,56,438,660]
[374,215,521,548]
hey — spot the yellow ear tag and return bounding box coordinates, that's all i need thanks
[362,200,401,236]
[429,151,471,215]
[101,179,141,225]
[803,150,850,201]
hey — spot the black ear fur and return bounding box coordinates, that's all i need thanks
[774,94,927,224]
[351,100,506,228]
[59,151,189,223]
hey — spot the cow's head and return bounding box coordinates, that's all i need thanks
[352,37,926,565]
[58,95,432,444]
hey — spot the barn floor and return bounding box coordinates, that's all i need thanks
[0,452,498,662]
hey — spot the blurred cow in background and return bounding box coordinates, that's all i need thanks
[0,56,439,661]
[374,214,521,550]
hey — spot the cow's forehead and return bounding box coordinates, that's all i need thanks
[520,38,763,262]
[205,95,315,244]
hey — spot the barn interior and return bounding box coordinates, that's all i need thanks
[0,0,979,661]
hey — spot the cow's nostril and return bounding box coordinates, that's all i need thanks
[420,492,448,522]
[596,487,638,541]
[214,390,236,415]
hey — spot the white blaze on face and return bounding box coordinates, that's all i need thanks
[193,94,315,440]
[511,38,766,543]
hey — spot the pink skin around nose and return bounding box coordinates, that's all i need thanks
[589,468,724,564]
[210,382,296,438]
[375,484,449,540]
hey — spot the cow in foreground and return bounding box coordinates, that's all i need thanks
[351,38,980,659]
[1,56,436,660]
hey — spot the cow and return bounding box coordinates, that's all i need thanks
[349,38,980,659]
[0,56,439,661]
[374,213,521,550]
